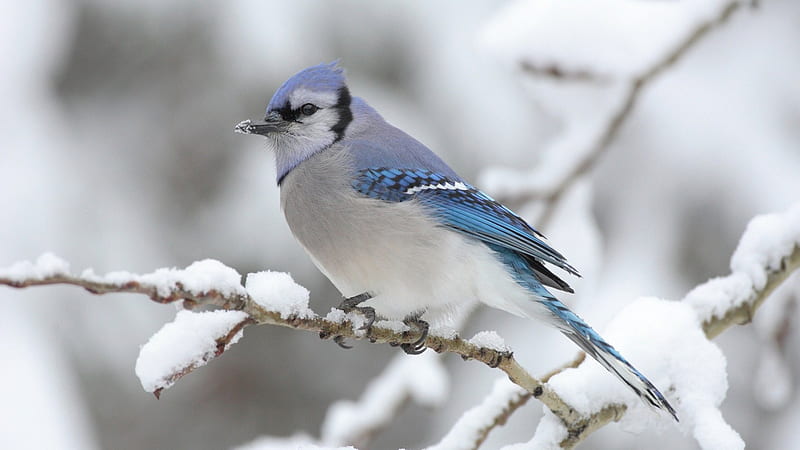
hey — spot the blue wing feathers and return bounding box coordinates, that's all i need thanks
[353,168,678,419]
[353,168,579,281]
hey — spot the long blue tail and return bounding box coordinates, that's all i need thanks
[540,298,678,421]
[488,244,677,420]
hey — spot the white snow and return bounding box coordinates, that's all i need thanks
[245,271,313,319]
[142,259,246,297]
[324,307,348,324]
[427,377,527,450]
[135,309,250,394]
[468,330,510,352]
[683,273,754,325]
[0,252,70,282]
[502,410,567,450]
[374,319,410,334]
[730,203,800,290]
[530,202,800,448]
[686,202,800,324]
[429,325,459,340]
[479,0,731,79]
[78,258,247,298]
[547,297,743,449]
[321,352,448,446]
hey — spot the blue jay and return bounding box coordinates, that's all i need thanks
[235,62,676,420]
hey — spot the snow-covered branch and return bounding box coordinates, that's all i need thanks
[0,255,563,414]
[321,352,448,448]
[531,203,800,449]
[1,202,797,449]
[479,0,746,227]
[420,203,800,450]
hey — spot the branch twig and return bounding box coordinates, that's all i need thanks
[504,0,743,229]
[1,244,797,449]
[0,269,566,419]
[556,245,800,449]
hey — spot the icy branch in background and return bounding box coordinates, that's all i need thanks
[321,352,448,448]
[426,378,528,450]
[477,0,744,227]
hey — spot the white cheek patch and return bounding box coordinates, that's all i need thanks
[287,108,339,142]
[289,88,338,109]
[405,181,469,195]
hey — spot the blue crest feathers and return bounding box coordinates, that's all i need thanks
[267,61,347,113]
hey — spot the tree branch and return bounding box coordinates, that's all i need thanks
[1,242,796,449]
[703,245,800,339]
[0,265,566,419]
[499,0,744,229]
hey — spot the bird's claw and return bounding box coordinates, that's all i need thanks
[400,315,429,355]
[333,335,352,349]
[331,292,375,348]
[336,292,376,330]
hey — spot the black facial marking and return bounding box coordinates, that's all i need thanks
[331,86,353,142]
[276,102,298,122]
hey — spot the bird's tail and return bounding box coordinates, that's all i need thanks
[536,297,678,421]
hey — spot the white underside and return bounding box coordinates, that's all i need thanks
[280,147,550,327]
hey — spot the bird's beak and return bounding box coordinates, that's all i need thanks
[235,112,285,136]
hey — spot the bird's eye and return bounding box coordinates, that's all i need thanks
[300,103,318,116]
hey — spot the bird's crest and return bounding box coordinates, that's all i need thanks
[267,61,347,113]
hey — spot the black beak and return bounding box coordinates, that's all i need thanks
[235,112,284,136]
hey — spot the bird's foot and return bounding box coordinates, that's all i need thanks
[400,314,429,355]
[332,292,375,349]
[333,335,352,349]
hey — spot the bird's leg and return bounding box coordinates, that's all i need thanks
[400,313,429,355]
[332,292,375,349]
[337,292,376,330]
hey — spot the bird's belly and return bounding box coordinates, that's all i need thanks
[286,199,536,325]
[285,191,466,318]
[279,150,535,325]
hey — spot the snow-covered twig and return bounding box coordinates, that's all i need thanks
[1,201,796,449]
[481,0,745,228]
[432,353,587,450]
[321,352,448,448]
[700,246,800,339]
[426,378,528,450]
[0,256,564,417]
[548,204,800,449]
[137,310,254,398]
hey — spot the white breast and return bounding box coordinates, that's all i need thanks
[279,148,536,326]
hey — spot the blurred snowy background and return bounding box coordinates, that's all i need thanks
[2,0,799,449]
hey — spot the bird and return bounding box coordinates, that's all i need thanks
[235,61,677,420]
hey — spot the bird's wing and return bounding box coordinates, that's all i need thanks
[352,168,580,282]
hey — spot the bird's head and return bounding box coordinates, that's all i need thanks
[236,61,353,183]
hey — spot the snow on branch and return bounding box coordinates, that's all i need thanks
[478,0,746,227]
[1,202,797,449]
[426,377,529,450]
[418,203,799,450]
[0,255,563,415]
[522,203,799,449]
[136,309,252,398]
[689,204,800,339]
[321,352,448,448]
